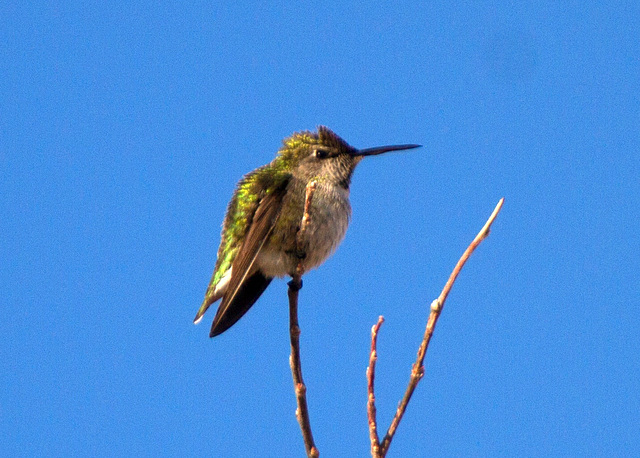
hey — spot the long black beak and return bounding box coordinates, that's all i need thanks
[351,143,421,157]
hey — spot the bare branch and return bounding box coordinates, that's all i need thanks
[297,181,317,257]
[289,181,319,458]
[378,198,505,456]
[367,316,385,458]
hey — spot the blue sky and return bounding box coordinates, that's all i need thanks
[2,1,639,456]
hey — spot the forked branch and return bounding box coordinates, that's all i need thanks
[368,198,505,457]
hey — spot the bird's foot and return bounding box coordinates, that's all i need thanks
[288,277,303,291]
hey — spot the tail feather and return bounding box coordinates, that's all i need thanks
[193,302,211,325]
[193,292,222,324]
[194,268,233,324]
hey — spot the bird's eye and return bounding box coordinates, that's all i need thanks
[314,148,329,159]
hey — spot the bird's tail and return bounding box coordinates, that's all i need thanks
[194,285,224,324]
[193,298,214,324]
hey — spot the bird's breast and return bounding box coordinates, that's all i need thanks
[257,182,351,278]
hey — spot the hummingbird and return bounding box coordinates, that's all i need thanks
[194,126,420,337]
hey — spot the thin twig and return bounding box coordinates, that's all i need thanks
[367,316,385,457]
[378,198,505,456]
[288,181,319,458]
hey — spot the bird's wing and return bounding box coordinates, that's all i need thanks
[209,178,289,337]
[208,271,272,337]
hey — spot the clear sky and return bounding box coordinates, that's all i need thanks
[2,1,639,456]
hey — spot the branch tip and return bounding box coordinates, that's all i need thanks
[288,182,320,457]
[375,198,504,456]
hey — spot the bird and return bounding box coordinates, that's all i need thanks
[194,126,420,337]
